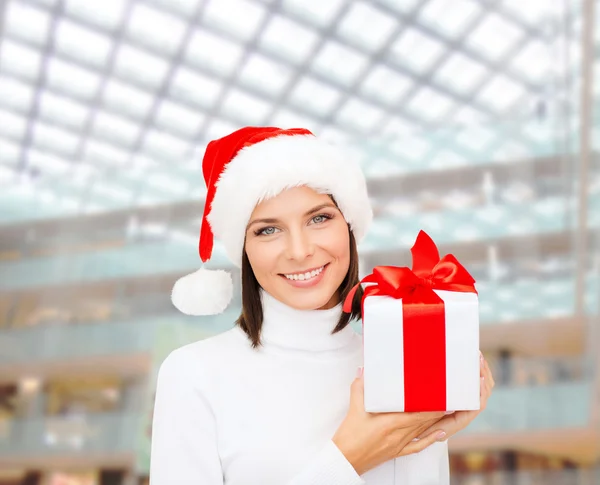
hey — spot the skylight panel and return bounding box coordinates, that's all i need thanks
[318,125,351,144]
[270,109,320,133]
[185,30,244,77]
[145,0,198,16]
[312,42,369,85]
[406,88,456,122]
[204,118,239,142]
[146,171,189,194]
[389,136,431,162]
[0,78,35,113]
[281,0,346,27]
[289,77,342,116]
[38,91,89,130]
[141,129,190,160]
[154,100,205,138]
[64,0,128,31]
[84,139,130,166]
[5,2,51,46]
[55,18,113,69]
[0,40,43,82]
[0,165,16,184]
[102,79,154,119]
[114,44,170,89]
[27,149,71,175]
[477,75,525,111]
[381,117,416,137]
[467,13,524,60]
[501,0,550,26]
[0,137,20,166]
[389,29,446,73]
[32,121,79,156]
[169,66,222,108]
[238,54,293,96]
[336,99,385,133]
[91,181,133,201]
[126,3,187,55]
[46,57,101,100]
[359,65,413,104]
[379,0,422,13]
[451,106,487,125]
[92,111,141,147]
[510,40,551,82]
[456,125,496,151]
[27,0,59,7]
[418,0,483,39]
[259,15,320,64]
[221,89,272,124]
[337,2,398,52]
[204,0,267,41]
[70,164,97,188]
[435,53,487,93]
[0,109,27,142]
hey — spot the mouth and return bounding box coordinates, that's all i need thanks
[279,263,329,283]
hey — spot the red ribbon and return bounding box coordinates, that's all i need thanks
[344,230,477,411]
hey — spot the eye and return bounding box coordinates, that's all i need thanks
[255,226,278,236]
[311,214,332,224]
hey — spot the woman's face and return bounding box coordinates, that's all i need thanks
[244,186,351,311]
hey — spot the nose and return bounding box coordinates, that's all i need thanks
[285,227,315,262]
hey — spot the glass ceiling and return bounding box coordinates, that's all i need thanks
[0,0,583,228]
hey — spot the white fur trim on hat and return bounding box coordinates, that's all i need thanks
[171,268,233,315]
[206,134,373,267]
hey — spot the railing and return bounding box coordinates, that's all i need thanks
[0,412,140,456]
[0,320,158,364]
[1,195,599,291]
[463,382,592,433]
[451,467,600,485]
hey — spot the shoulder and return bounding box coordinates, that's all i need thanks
[157,326,250,384]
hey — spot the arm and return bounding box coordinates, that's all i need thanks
[149,348,363,485]
[149,349,223,485]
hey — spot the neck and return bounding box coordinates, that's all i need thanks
[259,290,357,352]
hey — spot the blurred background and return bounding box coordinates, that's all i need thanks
[0,0,598,484]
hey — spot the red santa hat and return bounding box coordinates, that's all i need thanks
[171,126,373,315]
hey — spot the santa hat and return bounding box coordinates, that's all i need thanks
[171,126,373,316]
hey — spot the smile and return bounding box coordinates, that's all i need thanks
[282,265,326,281]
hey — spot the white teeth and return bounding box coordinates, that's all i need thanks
[284,266,324,281]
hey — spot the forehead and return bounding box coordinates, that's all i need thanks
[250,186,333,217]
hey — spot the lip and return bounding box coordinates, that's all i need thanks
[279,263,329,288]
[280,264,327,277]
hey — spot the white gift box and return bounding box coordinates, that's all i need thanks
[363,290,480,413]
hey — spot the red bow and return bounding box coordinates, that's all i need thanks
[343,230,477,411]
[343,230,476,312]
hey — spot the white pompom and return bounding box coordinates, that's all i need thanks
[171,268,233,315]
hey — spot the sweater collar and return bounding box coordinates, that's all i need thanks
[259,290,357,352]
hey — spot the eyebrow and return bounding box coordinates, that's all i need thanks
[246,203,338,230]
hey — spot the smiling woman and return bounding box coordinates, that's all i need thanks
[239,187,362,348]
[150,126,490,485]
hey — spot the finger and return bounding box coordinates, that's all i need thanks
[349,367,365,412]
[400,429,447,456]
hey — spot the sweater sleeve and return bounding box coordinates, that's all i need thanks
[149,349,224,485]
[149,348,365,485]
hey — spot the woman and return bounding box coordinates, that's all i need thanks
[150,127,494,484]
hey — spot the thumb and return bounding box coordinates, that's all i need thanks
[349,367,365,411]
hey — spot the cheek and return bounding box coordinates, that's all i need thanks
[244,242,270,277]
[323,224,350,264]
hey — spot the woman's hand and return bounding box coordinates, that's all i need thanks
[332,367,449,476]
[416,351,495,442]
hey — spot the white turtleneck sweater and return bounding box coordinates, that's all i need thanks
[150,292,449,485]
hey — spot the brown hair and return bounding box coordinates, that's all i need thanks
[236,227,364,349]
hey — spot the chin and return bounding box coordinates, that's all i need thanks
[274,285,339,311]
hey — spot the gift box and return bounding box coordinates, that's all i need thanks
[344,230,480,413]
